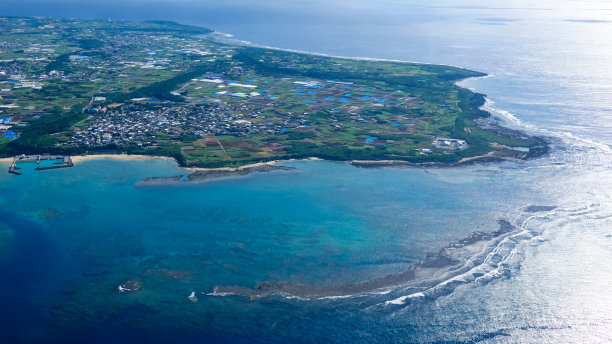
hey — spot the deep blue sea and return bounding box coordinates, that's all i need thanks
[2,1,612,343]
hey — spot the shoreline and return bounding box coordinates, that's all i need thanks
[1,132,550,177]
[1,109,551,176]
[202,31,478,72]
[0,154,175,164]
[70,154,175,163]
[182,157,323,173]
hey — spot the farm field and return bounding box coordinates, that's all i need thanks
[0,17,541,167]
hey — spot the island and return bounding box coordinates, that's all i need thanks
[0,17,547,168]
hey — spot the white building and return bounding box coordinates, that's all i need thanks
[14,81,43,90]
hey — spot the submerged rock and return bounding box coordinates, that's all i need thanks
[524,205,557,213]
[0,224,15,261]
[137,164,296,185]
[118,279,143,292]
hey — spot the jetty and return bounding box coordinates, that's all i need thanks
[8,157,21,175]
[35,155,73,170]
[8,154,74,175]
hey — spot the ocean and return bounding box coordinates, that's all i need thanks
[1,1,612,343]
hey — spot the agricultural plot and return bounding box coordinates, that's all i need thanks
[0,17,538,167]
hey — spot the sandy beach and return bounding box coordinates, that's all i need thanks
[70,154,175,164]
[0,154,173,165]
[1,154,324,171]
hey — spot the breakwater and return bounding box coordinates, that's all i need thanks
[8,154,73,175]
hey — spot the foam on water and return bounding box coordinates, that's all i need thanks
[386,292,425,305]
[3,0,612,342]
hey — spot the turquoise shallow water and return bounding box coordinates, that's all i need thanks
[3,150,610,344]
[0,157,553,342]
[1,159,520,287]
[3,1,612,342]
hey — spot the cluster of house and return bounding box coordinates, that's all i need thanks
[64,103,299,147]
[0,20,247,144]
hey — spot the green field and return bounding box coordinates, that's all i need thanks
[0,17,541,167]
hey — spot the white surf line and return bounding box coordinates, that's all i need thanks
[483,98,612,153]
[382,207,564,307]
[208,206,589,306]
[201,31,475,70]
[206,31,588,156]
[205,30,612,156]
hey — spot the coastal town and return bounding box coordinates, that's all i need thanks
[69,103,264,147]
[0,17,537,168]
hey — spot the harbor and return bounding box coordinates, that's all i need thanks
[8,154,73,175]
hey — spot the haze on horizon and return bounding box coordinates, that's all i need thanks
[2,0,611,26]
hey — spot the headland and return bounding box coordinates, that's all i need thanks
[0,17,548,171]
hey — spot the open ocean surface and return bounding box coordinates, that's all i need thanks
[2,1,612,343]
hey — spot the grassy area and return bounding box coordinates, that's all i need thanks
[0,17,540,167]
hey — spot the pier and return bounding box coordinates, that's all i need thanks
[35,156,73,170]
[8,154,74,175]
[8,157,21,175]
